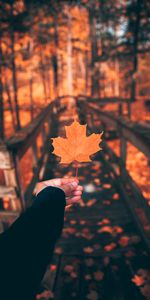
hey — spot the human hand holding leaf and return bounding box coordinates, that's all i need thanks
[51,120,103,177]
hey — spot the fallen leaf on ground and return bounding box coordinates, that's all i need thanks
[103,256,110,266]
[93,271,104,281]
[87,290,98,300]
[70,219,77,225]
[118,236,129,247]
[113,193,119,200]
[124,250,135,257]
[50,265,57,272]
[54,247,63,254]
[132,275,145,286]
[104,242,116,251]
[64,265,74,273]
[83,246,94,254]
[141,284,150,299]
[85,274,92,280]
[36,290,54,299]
[86,199,97,207]
[97,226,113,234]
[80,220,86,225]
[97,219,110,225]
[85,258,95,266]
[103,183,112,189]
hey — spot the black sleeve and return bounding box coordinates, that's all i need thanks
[0,186,66,300]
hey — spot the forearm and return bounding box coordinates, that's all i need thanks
[0,186,66,299]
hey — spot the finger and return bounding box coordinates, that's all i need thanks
[74,185,83,191]
[60,177,79,186]
[61,181,78,196]
[66,196,81,204]
[66,195,82,200]
[41,178,79,188]
[62,185,83,197]
[72,190,82,196]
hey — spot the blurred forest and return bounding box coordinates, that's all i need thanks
[0,0,150,201]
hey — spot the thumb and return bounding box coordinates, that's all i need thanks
[61,181,78,196]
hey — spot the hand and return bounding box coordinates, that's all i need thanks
[35,178,83,205]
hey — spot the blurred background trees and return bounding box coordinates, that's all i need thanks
[0,0,150,139]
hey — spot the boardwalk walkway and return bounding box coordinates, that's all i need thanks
[37,107,150,300]
[0,96,150,299]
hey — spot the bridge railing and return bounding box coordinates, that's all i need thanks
[88,102,150,161]
[77,97,150,162]
[77,97,150,250]
[78,98,150,198]
[0,98,67,224]
[77,94,131,118]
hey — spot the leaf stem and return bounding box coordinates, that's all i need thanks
[75,161,78,178]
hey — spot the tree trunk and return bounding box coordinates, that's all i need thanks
[53,17,59,97]
[89,8,99,97]
[5,82,16,131]
[39,47,47,104]
[52,55,58,98]
[67,9,73,96]
[29,77,34,120]
[130,0,142,102]
[85,50,89,96]
[0,39,4,140]
[114,58,120,97]
[46,69,51,101]
[10,20,21,130]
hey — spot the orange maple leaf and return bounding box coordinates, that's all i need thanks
[132,275,145,286]
[51,120,103,164]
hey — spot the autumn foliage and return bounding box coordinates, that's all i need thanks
[51,120,103,164]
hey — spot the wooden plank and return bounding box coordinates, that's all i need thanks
[78,257,103,300]
[54,255,81,300]
[4,168,17,187]
[0,145,14,169]
[40,255,60,296]
[13,155,25,210]
[32,143,38,169]
[0,211,19,219]
[119,131,127,167]
[0,211,19,232]
[0,185,17,198]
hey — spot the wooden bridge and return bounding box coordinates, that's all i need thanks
[0,96,150,300]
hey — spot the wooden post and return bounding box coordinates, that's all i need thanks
[0,145,16,188]
[29,77,34,120]
[13,154,25,211]
[119,125,127,176]
[0,144,22,212]
[120,135,127,166]
[127,101,131,119]
[118,103,123,116]
[0,39,4,140]
[32,142,38,171]
[41,124,46,144]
